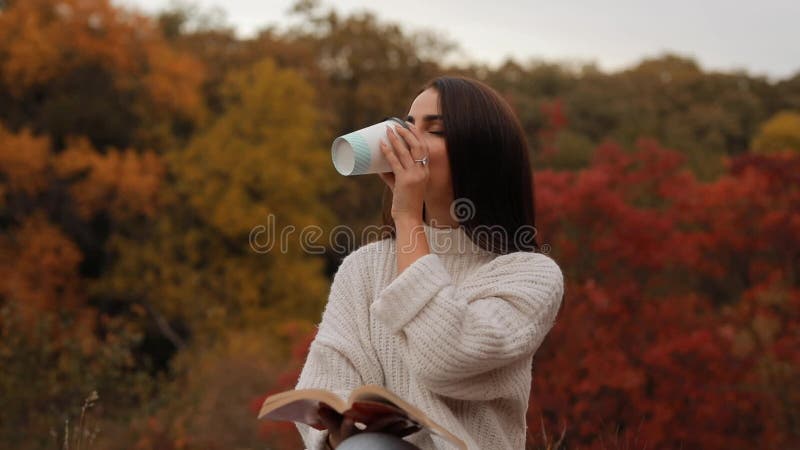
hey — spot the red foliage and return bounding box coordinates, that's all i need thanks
[530,144,799,449]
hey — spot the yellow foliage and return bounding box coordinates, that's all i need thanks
[170,57,336,239]
[752,110,800,154]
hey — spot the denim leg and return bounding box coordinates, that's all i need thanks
[337,432,421,450]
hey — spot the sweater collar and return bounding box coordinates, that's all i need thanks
[423,223,490,255]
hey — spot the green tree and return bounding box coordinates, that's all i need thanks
[482,54,778,179]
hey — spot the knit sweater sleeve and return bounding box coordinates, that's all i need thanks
[294,342,362,449]
[294,247,383,450]
[370,251,564,400]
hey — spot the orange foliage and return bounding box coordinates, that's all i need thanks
[55,136,165,220]
[0,0,205,118]
[0,213,88,326]
[0,124,50,195]
[0,122,166,372]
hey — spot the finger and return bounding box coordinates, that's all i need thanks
[395,124,426,161]
[319,409,343,444]
[365,417,419,437]
[379,138,404,173]
[340,416,358,441]
[393,424,423,438]
[386,125,414,169]
[377,171,395,191]
[405,123,430,160]
[362,415,398,433]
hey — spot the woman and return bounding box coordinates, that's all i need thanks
[295,75,565,449]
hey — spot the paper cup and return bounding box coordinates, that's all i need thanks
[332,117,409,176]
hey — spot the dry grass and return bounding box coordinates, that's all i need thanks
[53,391,100,450]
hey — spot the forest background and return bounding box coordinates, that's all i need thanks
[0,0,798,448]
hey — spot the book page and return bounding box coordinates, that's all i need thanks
[258,389,348,429]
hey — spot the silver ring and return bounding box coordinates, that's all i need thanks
[413,156,429,166]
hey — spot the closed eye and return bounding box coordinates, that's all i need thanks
[429,131,444,136]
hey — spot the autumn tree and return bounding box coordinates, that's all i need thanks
[152,0,457,259]
[527,143,799,449]
[0,123,162,448]
[94,58,333,343]
[751,110,800,154]
[0,1,206,445]
[484,54,788,179]
[0,0,205,152]
[3,1,799,449]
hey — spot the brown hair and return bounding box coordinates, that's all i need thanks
[381,75,540,254]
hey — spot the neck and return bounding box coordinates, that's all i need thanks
[422,223,491,255]
[424,201,459,228]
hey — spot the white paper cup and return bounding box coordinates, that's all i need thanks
[332,117,409,176]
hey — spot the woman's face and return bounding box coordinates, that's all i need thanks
[405,88,454,215]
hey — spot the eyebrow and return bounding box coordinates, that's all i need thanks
[406,114,443,124]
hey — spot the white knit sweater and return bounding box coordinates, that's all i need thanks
[295,224,564,450]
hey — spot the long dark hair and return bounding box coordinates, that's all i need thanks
[381,75,540,254]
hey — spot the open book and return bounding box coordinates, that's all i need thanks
[258,384,467,450]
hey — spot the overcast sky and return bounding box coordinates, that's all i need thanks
[116,0,800,80]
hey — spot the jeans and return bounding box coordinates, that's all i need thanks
[337,432,421,450]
